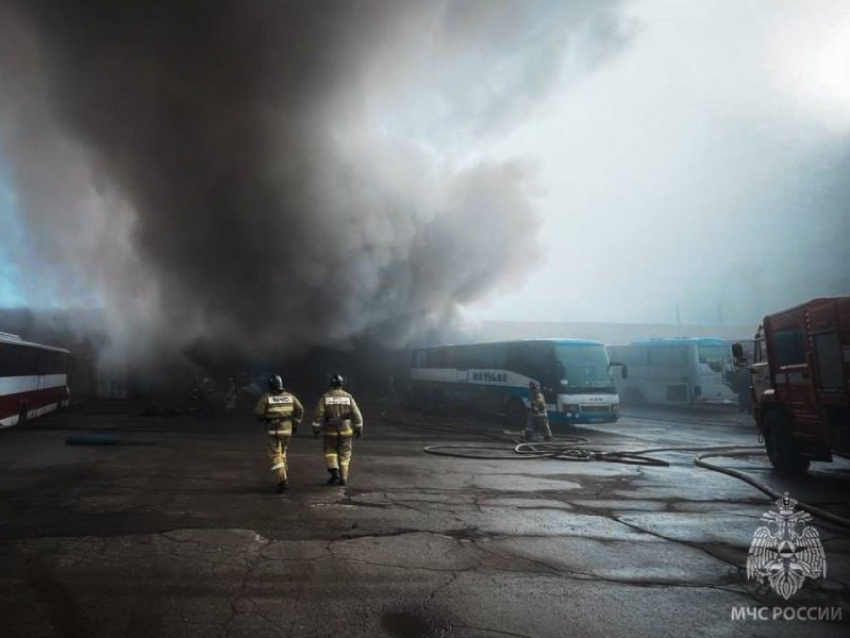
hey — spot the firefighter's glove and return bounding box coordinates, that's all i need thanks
[292,421,299,434]
[354,428,362,439]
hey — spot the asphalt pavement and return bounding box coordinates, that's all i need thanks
[0,401,848,637]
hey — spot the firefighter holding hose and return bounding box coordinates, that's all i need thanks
[525,381,553,442]
[312,374,363,486]
[255,375,304,493]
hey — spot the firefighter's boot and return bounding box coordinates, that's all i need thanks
[326,468,340,485]
[277,479,288,493]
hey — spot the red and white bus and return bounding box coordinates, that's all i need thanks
[0,332,71,428]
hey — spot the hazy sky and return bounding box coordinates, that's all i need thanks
[0,0,848,357]
[468,0,850,326]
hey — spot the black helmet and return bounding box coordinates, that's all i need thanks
[329,374,344,388]
[268,375,284,392]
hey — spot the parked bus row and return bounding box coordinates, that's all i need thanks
[1,330,741,431]
[404,336,744,427]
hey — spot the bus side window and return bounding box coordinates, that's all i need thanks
[447,347,465,370]
[467,345,485,369]
[754,340,763,363]
[528,342,552,381]
[649,347,673,366]
[671,346,688,366]
[434,348,449,368]
[27,348,40,376]
[4,344,23,376]
[505,344,524,372]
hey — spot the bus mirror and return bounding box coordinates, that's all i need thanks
[731,343,748,367]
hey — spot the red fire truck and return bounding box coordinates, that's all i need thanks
[733,297,849,472]
[0,332,71,428]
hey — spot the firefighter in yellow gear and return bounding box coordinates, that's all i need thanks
[255,375,304,493]
[312,374,363,486]
[525,381,553,441]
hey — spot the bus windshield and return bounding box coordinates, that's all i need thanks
[698,344,728,372]
[554,344,613,389]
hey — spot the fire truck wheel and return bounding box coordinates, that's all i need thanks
[763,411,810,473]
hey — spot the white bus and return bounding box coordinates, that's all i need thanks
[607,338,735,405]
[0,332,71,428]
[407,339,625,426]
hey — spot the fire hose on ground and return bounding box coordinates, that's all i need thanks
[423,438,850,530]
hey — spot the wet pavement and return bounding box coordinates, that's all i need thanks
[0,402,848,637]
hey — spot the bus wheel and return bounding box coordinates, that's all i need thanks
[763,411,810,473]
[506,399,526,430]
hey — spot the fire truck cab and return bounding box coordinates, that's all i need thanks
[733,297,850,472]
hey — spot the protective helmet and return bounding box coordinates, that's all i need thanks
[528,380,540,391]
[268,375,284,392]
[329,374,344,388]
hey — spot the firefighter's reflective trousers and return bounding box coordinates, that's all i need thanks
[525,414,553,440]
[322,435,353,481]
[268,434,291,483]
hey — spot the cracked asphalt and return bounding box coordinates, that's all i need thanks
[0,402,848,637]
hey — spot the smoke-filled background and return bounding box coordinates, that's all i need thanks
[0,0,848,367]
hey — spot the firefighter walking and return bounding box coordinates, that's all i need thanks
[525,381,553,441]
[255,375,303,493]
[312,374,363,486]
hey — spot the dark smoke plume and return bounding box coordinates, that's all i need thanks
[0,0,632,362]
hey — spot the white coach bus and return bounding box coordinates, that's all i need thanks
[0,332,71,428]
[407,339,626,426]
[607,338,735,405]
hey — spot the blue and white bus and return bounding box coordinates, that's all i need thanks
[607,338,736,405]
[407,339,624,426]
